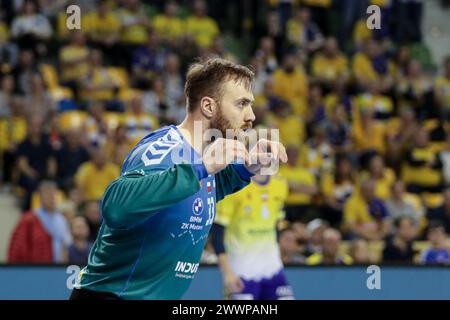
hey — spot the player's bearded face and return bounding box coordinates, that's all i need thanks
[210,102,252,137]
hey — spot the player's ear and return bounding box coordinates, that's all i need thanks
[199,96,215,119]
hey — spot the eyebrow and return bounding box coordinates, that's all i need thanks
[236,97,254,104]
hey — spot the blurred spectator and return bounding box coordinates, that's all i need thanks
[354,80,394,124]
[0,95,27,184]
[351,107,386,157]
[254,37,278,75]
[56,128,90,189]
[385,107,419,168]
[25,74,56,120]
[81,49,119,105]
[142,77,170,123]
[83,102,108,146]
[132,30,167,89]
[320,155,356,227]
[8,181,72,263]
[349,239,372,264]
[17,115,57,210]
[272,53,308,117]
[382,217,417,264]
[351,38,394,92]
[402,128,443,196]
[0,74,15,117]
[420,221,450,265]
[10,0,52,53]
[82,200,101,242]
[286,6,324,53]
[74,147,119,202]
[306,228,353,265]
[304,218,328,256]
[397,59,434,119]
[269,99,305,147]
[306,84,326,127]
[386,181,424,226]
[123,95,159,145]
[343,178,390,240]
[362,154,396,201]
[185,0,219,49]
[311,37,348,87]
[439,133,450,186]
[279,227,306,264]
[117,0,151,47]
[68,216,93,266]
[427,189,450,234]
[12,49,38,95]
[105,125,133,166]
[303,124,333,176]
[59,31,90,101]
[434,56,450,119]
[279,144,318,222]
[324,103,351,154]
[83,0,121,65]
[152,1,184,46]
[163,53,186,123]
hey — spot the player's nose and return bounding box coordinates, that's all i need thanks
[245,106,256,123]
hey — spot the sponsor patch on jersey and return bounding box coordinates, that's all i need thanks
[192,198,204,215]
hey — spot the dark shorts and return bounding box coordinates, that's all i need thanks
[229,269,294,300]
[69,288,121,300]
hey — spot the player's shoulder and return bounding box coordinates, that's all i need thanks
[121,125,184,175]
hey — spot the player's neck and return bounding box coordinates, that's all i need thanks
[177,114,210,155]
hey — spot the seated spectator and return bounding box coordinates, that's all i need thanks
[0,95,27,184]
[397,59,434,119]
[68,216,93,266]
[351,107,386,157]
[311,37,349,87]
[286,6,324,53]
[272,53,308,117]
[83,0,121,65]
[304,218,329,256]
[269,99,305,147]
[117,0,151,47]
[279,145,318,222]
[10,0,52,53]
[104,125,133,166]
[81,49,119,103]
[123,95,159,146]
[59,31,90,100]
[132,31,167,88]
[8,181,72,263]
[185,0,219,49]
[320,155,356,227]
[351,38,394,92]
[0,74,15,118]
[17,115,57,210]
[324,103,352,154]
[420,221,450,265]
[152,1,184,45]
[386,181,425,227]
[361,154,396,201]
[354,80,394,125]
[343,178,391,240]
[74,147,119,202]
[402,128,443,196]
[349,239,372,264]
[434,56,450,117]
[25,74,56,121]
[439,133,450,186]
[427,188,450,234]
[382,217,417,264]
[306,228,353,265]
[279,227,306,264]
[82,200,102,242]
[56,128,90,190]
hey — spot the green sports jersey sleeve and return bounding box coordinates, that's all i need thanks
[102,164,203,229]
[215,164,254,203]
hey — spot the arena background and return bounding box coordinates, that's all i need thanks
[1,0,450,300]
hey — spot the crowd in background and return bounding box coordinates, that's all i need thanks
[2,0,450,266]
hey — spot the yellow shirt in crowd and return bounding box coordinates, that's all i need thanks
[75,161,120,201]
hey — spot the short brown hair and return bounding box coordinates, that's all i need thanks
[184,57,254,112]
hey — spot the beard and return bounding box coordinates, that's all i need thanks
[209,104,252,139]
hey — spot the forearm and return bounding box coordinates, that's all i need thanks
[102,163,207,228]
[215,164,253,202]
